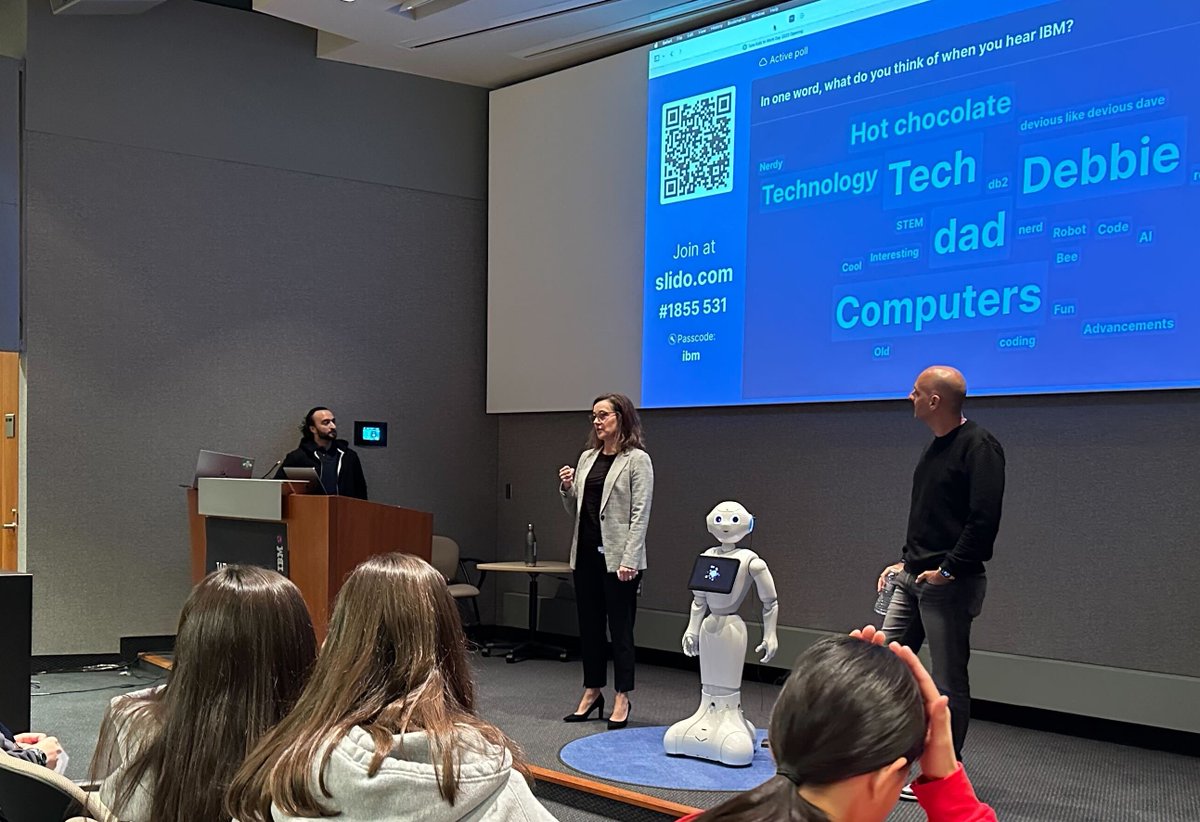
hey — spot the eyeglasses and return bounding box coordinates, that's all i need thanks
[590,411,619,422]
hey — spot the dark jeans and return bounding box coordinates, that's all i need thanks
[882,570,987,759]
[574,544,641,693]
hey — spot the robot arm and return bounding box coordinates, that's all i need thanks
[749,557,779,663]
[682,592,708,656]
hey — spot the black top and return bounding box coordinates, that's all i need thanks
[903,420,1005,578]
[275,439,369,500]
[315,444,340,495]
[578,452,617,552]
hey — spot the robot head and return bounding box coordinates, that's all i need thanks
[707,501,754,545]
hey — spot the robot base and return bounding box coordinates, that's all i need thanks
[663,690,757,767]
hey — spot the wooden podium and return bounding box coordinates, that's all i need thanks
[187,483,432,639]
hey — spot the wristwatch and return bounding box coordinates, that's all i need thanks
[937,567,955,580]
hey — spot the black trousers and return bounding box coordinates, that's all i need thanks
[574,543,641,693]
[882,570,987,759]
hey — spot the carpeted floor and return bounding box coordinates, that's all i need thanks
[28,666,166,782]
[27,654,1200,821]
[469,653,1200,821]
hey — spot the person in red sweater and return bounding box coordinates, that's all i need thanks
[679,625,995,822]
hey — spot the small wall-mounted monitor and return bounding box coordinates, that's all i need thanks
[354,421,388,448]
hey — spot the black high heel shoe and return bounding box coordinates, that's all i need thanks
[563,693,605,723]
[607,699,632,730]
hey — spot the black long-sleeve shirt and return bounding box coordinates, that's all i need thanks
[903,420,1005,578]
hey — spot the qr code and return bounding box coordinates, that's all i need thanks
[660,86,735,205]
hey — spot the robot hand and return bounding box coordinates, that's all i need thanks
[755,635,778,664]
[682,632,700,657]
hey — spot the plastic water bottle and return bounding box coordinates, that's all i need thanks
[873,571,898,616]
[524,523,538,566]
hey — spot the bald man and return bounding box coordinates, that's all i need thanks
[877,365,1005,771]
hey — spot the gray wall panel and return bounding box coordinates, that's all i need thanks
[22,0,492,654]
[0,57,16,207]
[24,131,494,653]
[24,0,487,201]
[498,391,1200,679]
[499,595,1200,731]
[0,58,17,351]
[0,4,24,62]
[0,202,16,352]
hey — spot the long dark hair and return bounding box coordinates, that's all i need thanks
[696,636,925,822]
[91,566,316,822]
[226,553,527,821]
[585,392,647,452]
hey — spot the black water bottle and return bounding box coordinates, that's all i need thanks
[524,523,538,566]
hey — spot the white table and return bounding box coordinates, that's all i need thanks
[475,560,573,663]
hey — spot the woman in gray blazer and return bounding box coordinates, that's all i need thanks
[558,392,654,730]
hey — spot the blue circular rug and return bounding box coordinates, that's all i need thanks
[559,726,773,791]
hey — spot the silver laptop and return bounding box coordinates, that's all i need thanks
[281,466,320,484]
[193,450,255,487]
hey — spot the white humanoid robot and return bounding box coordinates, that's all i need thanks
[663,501,779,766]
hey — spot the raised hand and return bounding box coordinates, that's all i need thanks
[850,624,888,646]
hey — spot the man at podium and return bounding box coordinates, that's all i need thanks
[274,406,368,499]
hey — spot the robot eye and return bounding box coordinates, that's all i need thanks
[732,516,739,523]
[715,516,722,523]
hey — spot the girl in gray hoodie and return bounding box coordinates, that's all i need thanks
[226,553,556,822]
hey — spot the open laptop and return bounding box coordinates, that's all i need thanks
[193,450,255,487]
[281,466,320,484]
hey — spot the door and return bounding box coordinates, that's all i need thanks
[0,351,16,569]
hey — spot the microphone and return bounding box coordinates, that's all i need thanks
[258,459,283,479]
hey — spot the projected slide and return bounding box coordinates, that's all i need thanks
[642,0,1200,408]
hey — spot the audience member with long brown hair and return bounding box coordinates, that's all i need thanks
[226,552,556,822]
[92,565,316,822]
